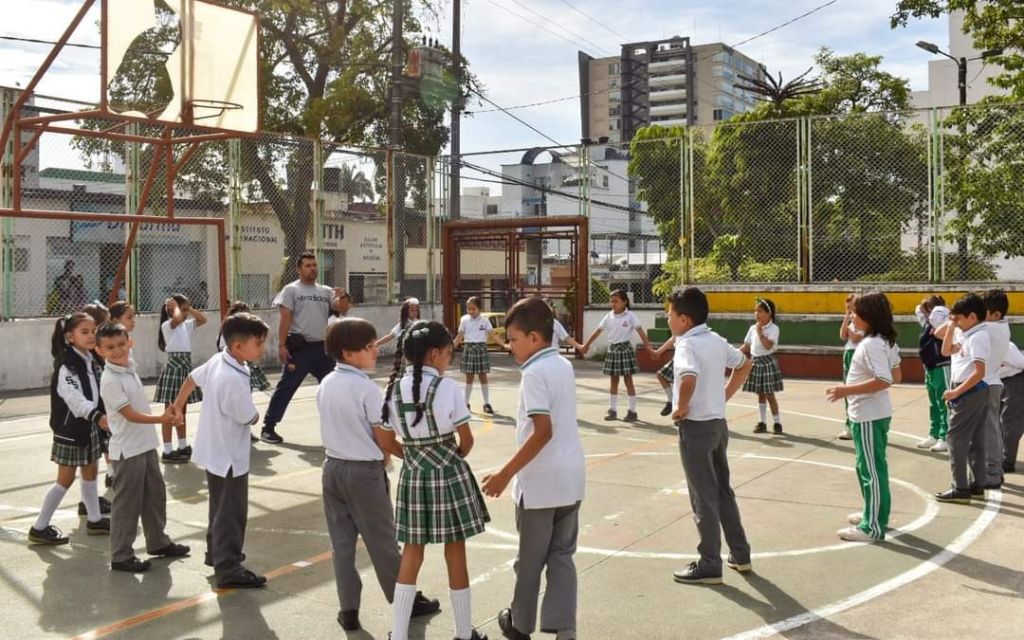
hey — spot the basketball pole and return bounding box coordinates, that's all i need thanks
[449,0,461,221]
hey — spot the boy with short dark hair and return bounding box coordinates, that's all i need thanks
[173,312,270,588]
[981,289,1011,488]
[936,293,991,503]
[668,287,753,585]
[482,297,585,640]
[97,323,190,573]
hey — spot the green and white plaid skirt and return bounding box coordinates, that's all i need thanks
[154,352,202,404]
[460,342,491,374]
[603,341,639,376]
[395,434,490,544]
[743,354,784,394]
[658,359,674,381]
[249,362,271,392]
[51,424,102,467]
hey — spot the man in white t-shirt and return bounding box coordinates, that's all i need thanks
[482,298,585,640]
[262,251,349,444]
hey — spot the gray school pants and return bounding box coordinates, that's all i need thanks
[984,384,1005,485]
[676,418,751,573]
[1001,374,1024,469]
[947,387,988,490]
[110,450,172,563]
[207,469,249,583]
[511,500,581,635]
[322,458,402,611]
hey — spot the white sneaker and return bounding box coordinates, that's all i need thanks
[847,512,862,526]
[838,428,853,440]
[930,440,948,452]
[838,526,880,543]
[916,437,938,449]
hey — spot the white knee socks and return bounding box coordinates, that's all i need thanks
[481,384,490,405]
[758,403,767,423]
[391,583,418,640]
[80,479,101,523]
[34,483,67,530]
[465,382,474,405]
[628,395,637,412]
[663,385,672,400]
[451,587,473,639]
[609,395,618,411]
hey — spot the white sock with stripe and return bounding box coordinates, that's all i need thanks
[481,384,490,404]
[391,583,417,640]
[80,479,101,523]
[450,587,473,640]
[758,403,767,423]
[34,483,67,530]
[628,395,637,412]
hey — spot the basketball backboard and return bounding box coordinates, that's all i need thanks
[103,0,260,133]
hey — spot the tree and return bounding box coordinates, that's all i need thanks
[339,164,374,202]
[76,0,470,286]
[733,67,820,107]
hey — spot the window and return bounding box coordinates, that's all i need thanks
[609,119,620,130]
[609,77,620,89]
[608,62,620,75]
[713,109,734,121]
[485,204,498,215]
[602,175,609,188]
[609,90,621,102]
[608,105,621,116]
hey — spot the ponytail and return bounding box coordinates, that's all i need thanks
[51,312,91,367]
[381,321,452,428]
[381,330,408,425]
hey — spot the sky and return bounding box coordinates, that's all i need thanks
[0,0,955,159]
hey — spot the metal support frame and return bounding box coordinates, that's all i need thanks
[228,139,243,299]
[313,139,325,285]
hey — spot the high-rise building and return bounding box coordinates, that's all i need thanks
[578,37,761,143]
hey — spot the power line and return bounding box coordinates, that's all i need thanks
[731,0,841,48]
[478,0,612,58]
[554,0,629,42]
[504,0,616,56]
[0,34,98,49]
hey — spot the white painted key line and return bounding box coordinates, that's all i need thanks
[723,489,1002,640]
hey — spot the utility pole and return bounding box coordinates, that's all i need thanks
[449,0,461,219]
[390,0,403,149]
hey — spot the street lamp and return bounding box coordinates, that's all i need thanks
[915,40,1003,106]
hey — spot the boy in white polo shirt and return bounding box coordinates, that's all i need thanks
[317,318,440,632]
[172,312,269,589]
[981,289,1011,488]
[482,297,585,640]
[97,323,190,573]
[668,287,753,585]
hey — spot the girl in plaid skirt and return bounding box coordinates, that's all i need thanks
[580,290,654,422]
[454,296,503,415]
[376,297,421,350]
[219,301,271,392]
[741,298,785,435]
[379,321,490,640]
[652,338,676,417]
[29,313,111,546]
[154,294,208,463]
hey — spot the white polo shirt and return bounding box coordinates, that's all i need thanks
[512,348,585,509]
[599,310,640,344]
[551,319,569,348]
[384,367,470,437]
[983,320,1011,387]
[100,361,160,460]
[846,335,895,423]
[743,322,780,357]
[844,323,864,351]
[190,351,260,478]
[459,314,493,344]
[161,318,195,353]
[389,322,408,340]
[999,342,1024,379]
[317,364,384,461]
[951,325,990,386]
[673,324,747,421]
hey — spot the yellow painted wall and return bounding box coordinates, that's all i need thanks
[704,290,1024,315]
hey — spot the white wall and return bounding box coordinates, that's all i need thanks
[0,303,443,392]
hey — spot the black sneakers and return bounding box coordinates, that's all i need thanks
[412,591,442,617]
[935,487,972,504]
[660,401,673,416]
[111,557,152,573]
[672,561,723,585]
[86,517,111,535]
[162,450,189,464]
[753,422,768,434]
[623,410,638,423]
[604,410,617,421]
[28,525,69,546]
[482,404,495,415]
[150,542,191,558]
[216,569,267,589]
[726,554,752,573]
[77,496,112,516]
[338,609,360,631]
[498,608,531,640]
[773,422,784,435]
[260,428,284,445]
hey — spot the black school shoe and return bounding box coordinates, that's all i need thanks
[623,410,638,423]
[28,525,69,546]
[150,542,190,558]
[86,517,111,535]
[672,561,723,585]
[1003,462,1016,474]
[162,450,189,464]
[111,557,151,573]
[483,403,495,415]
[604,409,617,421]
[498,608,531,640]
[78,496,112,516]
[773,422,784,435]
[216,569,267,589]
[753,422,768,434]
[338,609,360,631]
[260,428,284,445]
[412,591,442,617]
[179,445,193,458]
[455,631,488,640]
[971,486,987,500]
[660,401,673,416]
[934,488,972,504]
[726,554,752,573]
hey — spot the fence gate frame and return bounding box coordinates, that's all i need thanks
[442,215,589,343]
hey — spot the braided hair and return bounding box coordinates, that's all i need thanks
[381,320,453,428]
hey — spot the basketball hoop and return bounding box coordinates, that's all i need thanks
[188,99,244,121]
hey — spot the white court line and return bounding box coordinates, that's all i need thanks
[723,490,1003,640]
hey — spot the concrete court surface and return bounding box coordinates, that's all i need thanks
[0,355,1022,640]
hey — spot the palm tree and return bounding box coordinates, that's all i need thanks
[733,66,821,106]
[339,164,374,202]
